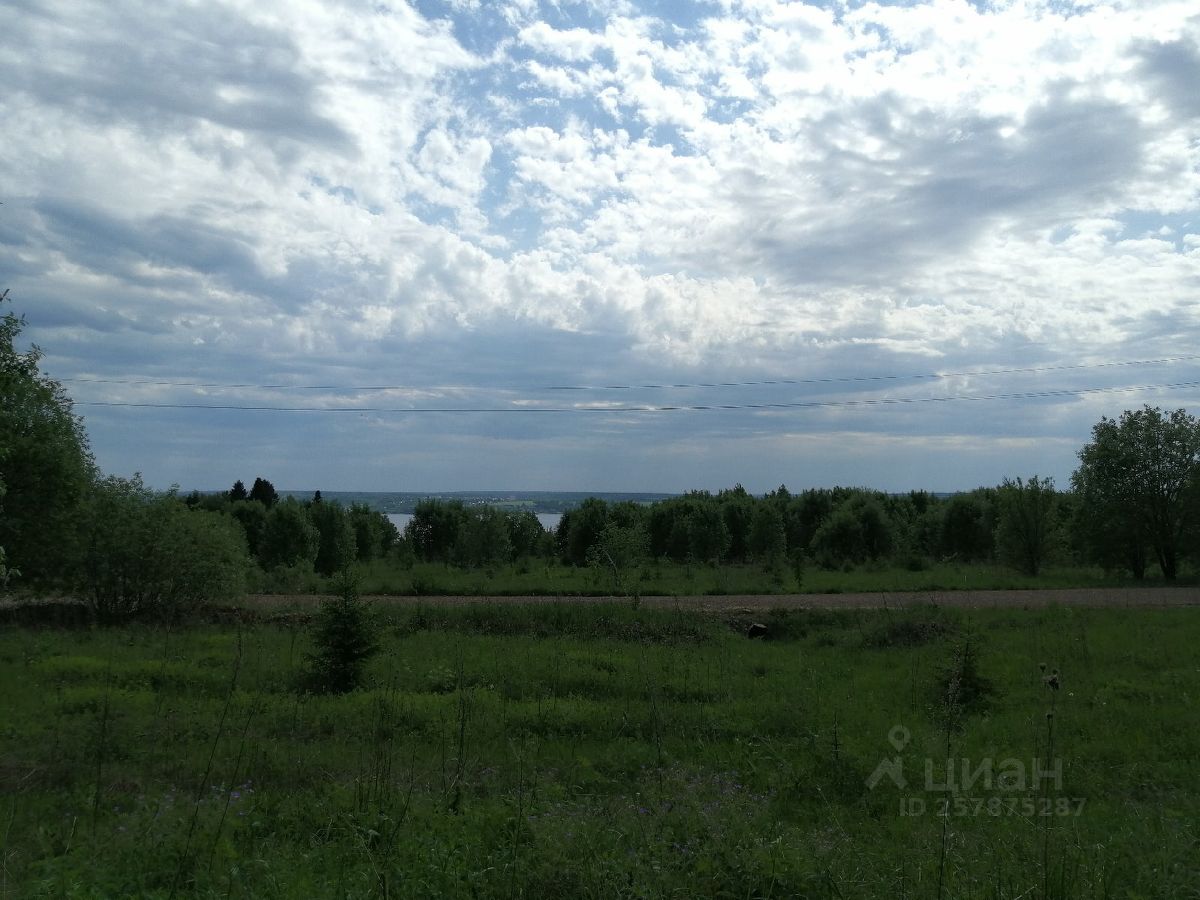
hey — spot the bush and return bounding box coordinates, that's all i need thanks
[934,636,992,718]
[72,475,247,621]
[304,573,378,694]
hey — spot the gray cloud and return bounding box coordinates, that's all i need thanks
[1135,35,1200,120]
[3,0,1199,492]
[691,90,1148,288]
[0,0,354,154]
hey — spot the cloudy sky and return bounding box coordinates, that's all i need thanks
[2,0,1199,494]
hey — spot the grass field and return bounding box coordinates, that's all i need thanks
[253,558,1177,598]
[1,602,1197,897]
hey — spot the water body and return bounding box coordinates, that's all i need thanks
[387,512,561,534]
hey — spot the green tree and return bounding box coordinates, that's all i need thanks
[810,505,864,567]
[0,479,15,595]
[809,495,895,567]
[309,499,356,576]
[1071,491,1148,579]
[458,506,512,567]
[647,499,689,560]
[559,497,609,566]
[71,475,247,621]
[718,485,753,561]
[687,503,730,564]
[941,493,994,561]
[587,520,648,594]
[853,496,895,560]
[995,476,1059,576]
[783,490,833,555]
[305,573,378,694]
[228,479,248,502]
[747,503,786,563]
[348,503,397,561]
[259,497,319,570]
[505,509,547,559]
[1072,406,1200,580]
[0,289,96,581]
[406,499,465,563]
[249,476,279,508]
[228,499,268,559]
[0,546,13,597]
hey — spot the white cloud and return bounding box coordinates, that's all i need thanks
[518,22,607,61]
[3,0,1199,489]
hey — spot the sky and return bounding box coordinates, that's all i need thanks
[2,0,1199,494]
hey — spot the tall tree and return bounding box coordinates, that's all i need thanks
[228,479,248,502]
[941,492,994,561]
[259,498,318,570]
[348,503,397,561]
[458,506,513,567]
[249,476,279,508]
[1072,406,1200,580]
[309,499,356,576]
[559,497,609,566]
[587,520,648,594]
[995,476,1059,576]
[406,499,465,563]
[505,509,547,559]
[0,290,96,581]
[687,503,730,564]
[748,503,786,563]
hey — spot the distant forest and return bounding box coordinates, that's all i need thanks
[270,490,678,516]
[5,288,1200,620]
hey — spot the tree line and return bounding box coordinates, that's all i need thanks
[0,290,399,619]
[3,287,1200,621]
[398,404,1200,584]
[184,482,399,577]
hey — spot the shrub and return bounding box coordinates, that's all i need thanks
[71,475,247,621]
[304,573,378,694]
[934,636,992,718]
[862,613,950,648]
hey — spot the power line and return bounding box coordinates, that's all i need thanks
[74,379,1200,414]
[59,354,1200,394]
[545,356,1200,391]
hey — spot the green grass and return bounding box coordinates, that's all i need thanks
[1,604,1197,897]
[256,556,1178,597]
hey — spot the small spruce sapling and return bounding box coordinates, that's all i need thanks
[305,571,379,693]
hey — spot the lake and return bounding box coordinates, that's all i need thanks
[386,512,561,534]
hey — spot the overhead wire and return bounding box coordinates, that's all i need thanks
[58,354,1200,394]
[74,379,1200,414]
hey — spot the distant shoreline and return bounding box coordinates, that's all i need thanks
[193,489,681,515]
